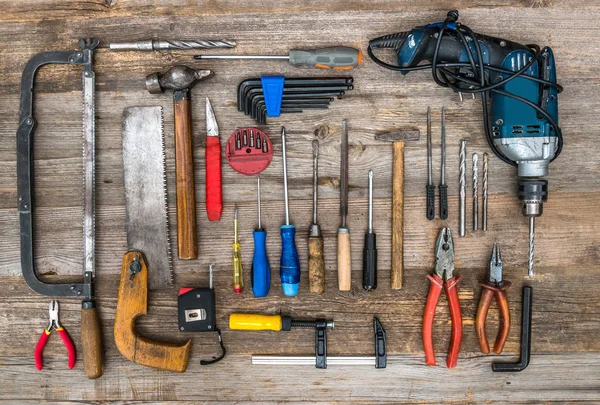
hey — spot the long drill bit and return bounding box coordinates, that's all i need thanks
[426,107,435,220]
[529,217,535,277]
[459,140,467,236]
[473,153,479,231]
[109,39,236,51]
[483,153,488,231]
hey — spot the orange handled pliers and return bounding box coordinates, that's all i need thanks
[35,301,76,371]
[476,242,511,354]
[422,228,462,368]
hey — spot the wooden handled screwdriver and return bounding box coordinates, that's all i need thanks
[374,129,420,290]
[338,120,352,291]
[308,140,325,294]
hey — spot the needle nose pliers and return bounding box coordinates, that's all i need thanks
[422,227,463,368]
[35,300,76,370]
[476,241,511,354]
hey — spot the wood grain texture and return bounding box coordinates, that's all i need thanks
[173,96,198,260]
[336,230,352,291]
[307,235,325,294]
[1,1,600,402]
[114,252,191,372]
[391,141,405,289]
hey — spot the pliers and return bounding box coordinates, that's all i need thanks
[35,301,76,370]
[422,228,463,368]
[476,242,511,354]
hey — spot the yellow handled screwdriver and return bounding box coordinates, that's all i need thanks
[195,46,362,70]
[229,313,334,331]
[232,204,243,294]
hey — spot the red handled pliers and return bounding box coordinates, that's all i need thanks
[35,301,76,370]
[475,241,511,354]
[422,227,462,368]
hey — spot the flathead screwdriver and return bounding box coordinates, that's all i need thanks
[363,170,377,291]
[195,46,362,70]
[232,204,243,294]
[308,140,325,294]
[280,127,300,296]
[252,176,270,297]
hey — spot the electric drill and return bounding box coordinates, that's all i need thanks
[368,10,563,277]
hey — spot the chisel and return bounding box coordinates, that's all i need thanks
[338,120,352,291]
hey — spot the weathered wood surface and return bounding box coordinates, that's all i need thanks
[1,1,600,403]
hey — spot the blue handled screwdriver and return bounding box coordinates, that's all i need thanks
[252,175,270,297]
[280,126,300,296]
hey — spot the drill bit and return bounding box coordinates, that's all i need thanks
[529,217,535,277]
[109,39,236,51]
[439,107,448,220]
[426,107,435,220]
[483,153,488,231]
[473,153,479,231]
[459,140,467,237]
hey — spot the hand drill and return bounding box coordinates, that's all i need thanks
[367,10,563,277]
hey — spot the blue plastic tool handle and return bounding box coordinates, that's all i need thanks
[252,229,271,297]
[280,225,300,296]
[261,76,285,117]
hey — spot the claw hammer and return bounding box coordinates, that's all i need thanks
[374,129,420,289]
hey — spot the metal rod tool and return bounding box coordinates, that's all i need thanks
[110,39,236,51]
[483,152,488,231]
[338,120,352,291]
[426,107,435,220]
[473,153,479,231]
[439,107,448,220]
[459,140,467,237]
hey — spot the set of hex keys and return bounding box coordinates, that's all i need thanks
[237,77,354,123]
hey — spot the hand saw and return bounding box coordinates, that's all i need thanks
[114,106,191,372]
[16,38,104,379]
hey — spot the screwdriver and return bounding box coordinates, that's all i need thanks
[338,119,352,291]
[426,107,435,220]
[308,140,325,294]
[229,313,334,332]
[232,204,243,294]
[195,46,362,70]
[280,127,300,296]
[363,169,377,291]
[252,176,270,297]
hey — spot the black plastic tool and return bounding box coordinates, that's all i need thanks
[492,286,532,372]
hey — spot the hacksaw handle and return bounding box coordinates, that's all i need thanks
[173,94,198,259]
[391,141,404,289]
[81,301,104,379]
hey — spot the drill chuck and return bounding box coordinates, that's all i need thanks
[518,179,548,218]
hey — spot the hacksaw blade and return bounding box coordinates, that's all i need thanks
[121,106,173,289]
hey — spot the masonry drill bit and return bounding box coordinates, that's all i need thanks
[529,217,535,277]
[483,153,488,231]
[439,107,448,220]
[459,140,467,237]
[109,39,236,51]
[473,153,479,231]
[426,107,435,220]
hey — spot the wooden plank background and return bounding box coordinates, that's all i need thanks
[1,1,600,403]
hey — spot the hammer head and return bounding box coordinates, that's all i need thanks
[146,66,214,94]
[375,129,420,143]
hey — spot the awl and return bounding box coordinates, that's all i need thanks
[205,97,222,221]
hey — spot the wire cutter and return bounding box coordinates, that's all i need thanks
[476,242,511,354]
[422,227,462,368]
[35,301,76,370]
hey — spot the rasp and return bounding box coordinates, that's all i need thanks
[121,106,173,289]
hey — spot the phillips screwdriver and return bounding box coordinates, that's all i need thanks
[195,46,362,70]
[363,169,377,291]
[338,120,352,291]
[308,140,325,294]
[280,127,300,296]
[232,204,243,294]
[252,176,270,297]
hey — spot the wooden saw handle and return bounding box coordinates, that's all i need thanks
[391,141,405,290]
[114,252,191,372]
[173,95,198,260]
[81,301,104,378]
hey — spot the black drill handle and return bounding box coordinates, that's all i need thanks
[362,233,377,291]
[426,185,435,220]
[439,185,448,220]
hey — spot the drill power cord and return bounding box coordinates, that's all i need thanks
[367,10,563,167]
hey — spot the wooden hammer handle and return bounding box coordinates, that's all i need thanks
[173,95,198,260]
[391,141,405,289]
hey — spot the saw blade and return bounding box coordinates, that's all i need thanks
[122,106,173,289]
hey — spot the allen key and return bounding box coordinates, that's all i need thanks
[247,92,343,115]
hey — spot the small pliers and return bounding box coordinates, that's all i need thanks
[476,242,511,354]
[422,227,463,368]
[35,301,76,370]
